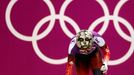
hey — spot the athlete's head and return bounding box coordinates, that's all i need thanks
[76,30,93,49]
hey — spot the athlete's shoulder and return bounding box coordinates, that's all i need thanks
[70,36,76,44]
[91,31,105,47]
[68,36,77,54]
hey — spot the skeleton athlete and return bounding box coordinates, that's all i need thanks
[66,30,110,75]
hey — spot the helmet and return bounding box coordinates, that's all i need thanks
[76,30,93,50]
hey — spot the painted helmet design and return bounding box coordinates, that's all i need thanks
[76,30,93,50]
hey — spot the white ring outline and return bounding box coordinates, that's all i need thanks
[32,15,80,64]
[88,0,110,35]
[32,16,67,65]
[88,0,134,65]
[90,16,134,65]
[59,0,80,38]
[5,0,56,41]
[113,0,132,42]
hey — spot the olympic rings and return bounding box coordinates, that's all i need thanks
[5,0,134,65]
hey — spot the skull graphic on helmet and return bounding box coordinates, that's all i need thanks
[76,30,93,50]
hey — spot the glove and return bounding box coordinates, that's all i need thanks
[100,62,108,73]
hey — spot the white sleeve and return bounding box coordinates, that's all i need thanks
[93,36,105,47]
[68,37,76,54]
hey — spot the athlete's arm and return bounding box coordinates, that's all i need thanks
[93,35,110,73]
[66,37,76,75]
[66,55,75,75]
[93,35,110,62]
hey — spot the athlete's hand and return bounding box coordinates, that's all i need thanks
[100,62,108,73]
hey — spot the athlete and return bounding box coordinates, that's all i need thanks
[66,30,110,75]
